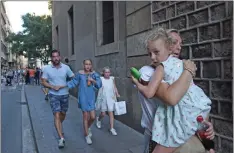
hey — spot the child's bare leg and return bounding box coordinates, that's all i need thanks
[108,111,114,129]
[82,112,89,136]
[88,110,95,128]
[98,112,105,121]
[152,144,176,153]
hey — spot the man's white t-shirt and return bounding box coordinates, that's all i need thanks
[138,91,162,135]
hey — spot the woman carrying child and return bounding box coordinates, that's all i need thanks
[95,66,120,136]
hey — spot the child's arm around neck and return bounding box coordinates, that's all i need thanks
[135,64,164,99]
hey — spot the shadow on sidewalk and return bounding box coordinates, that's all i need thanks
[25,85,144,153]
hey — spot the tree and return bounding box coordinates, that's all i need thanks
[5,13,52,63]
[5,32,25,55]
[48,0,52,10]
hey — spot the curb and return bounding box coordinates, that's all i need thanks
[22,85,39,153]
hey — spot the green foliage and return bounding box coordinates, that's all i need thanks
[48,0,52,10]
[5,13,52,63]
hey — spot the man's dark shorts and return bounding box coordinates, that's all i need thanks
[48,94,69,113]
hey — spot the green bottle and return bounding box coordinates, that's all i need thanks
[130,67,141,80]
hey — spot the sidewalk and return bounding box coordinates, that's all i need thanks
[25,85,144,153]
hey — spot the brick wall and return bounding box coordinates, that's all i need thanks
[151,1,233,152]
[125,1,233,152]
[52,1,233,152]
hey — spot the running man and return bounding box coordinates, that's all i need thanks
[41,49,74,148]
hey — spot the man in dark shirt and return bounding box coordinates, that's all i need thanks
[64,58,72,71]
[64,58,73,81]
[35,67,41,85]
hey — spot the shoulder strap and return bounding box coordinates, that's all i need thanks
[79,70,85,74]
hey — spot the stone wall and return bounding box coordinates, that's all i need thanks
[52,1,233,152]
[150,2,233,152]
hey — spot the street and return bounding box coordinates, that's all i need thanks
[1,82,145,153]
[1,84,22,153]
[25,85,144,153]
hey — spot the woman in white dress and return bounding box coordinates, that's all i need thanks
[96,67,120,135]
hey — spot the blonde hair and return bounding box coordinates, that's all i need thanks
[145,28,174,49]
[166,28,179,34]
[102,66,111,76]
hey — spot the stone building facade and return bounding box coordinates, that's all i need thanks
[0,1,9,71]
[52,1,233,152]
[0,1,16,71]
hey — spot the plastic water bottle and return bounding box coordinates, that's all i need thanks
[197,115,209,139]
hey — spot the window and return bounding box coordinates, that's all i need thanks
[55,26,59,50]
[1,14,6,25]
[2,28,6,40]
[68,6,74,55]
[1,42,7,53]
[102,1,114,45]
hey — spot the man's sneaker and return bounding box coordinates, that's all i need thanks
[58,138,65,148]
[110,128,117,136]
[96,117,101,129]
[85,135,92,145]
[88,128,92,137]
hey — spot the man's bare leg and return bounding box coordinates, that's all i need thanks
[60,112,66,123]
[54,112,63,138]
[60,112,66,136]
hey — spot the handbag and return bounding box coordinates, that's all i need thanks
[114,101,127,115]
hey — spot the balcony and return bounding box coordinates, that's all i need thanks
[1,23,7,33]
[1,40,7,51]
[0,50,6,60]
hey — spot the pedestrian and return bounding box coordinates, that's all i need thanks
[35,67,40,85]
[55,59,102,145]
[41,49,74,148]
[17,68,21,83]
[41,64,49,100]
[64,57,73,71]
[95,66,120,136]
[6,69,13,86]
[132,28,213,153]
[28,67,35,85]
[25,68,30,85]
[64,58,73,81]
